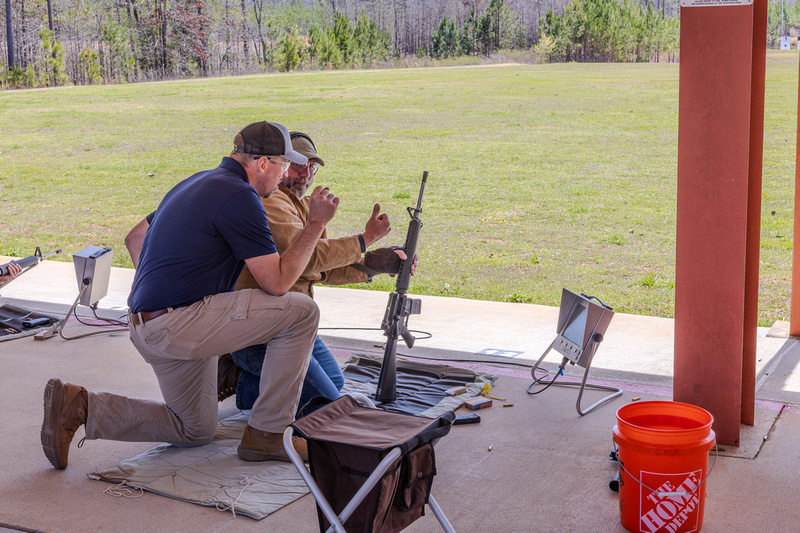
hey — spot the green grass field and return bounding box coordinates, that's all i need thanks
[1,53,798,325]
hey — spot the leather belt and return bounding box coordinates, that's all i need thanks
[129,308,170,326]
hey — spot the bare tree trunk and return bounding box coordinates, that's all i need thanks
[420,0,425,52]
[18,0,27,67]
[252,0,267,64]
[46,0,55,58]
[393,0,399,52]
[198,4,208,76]
[239,0,251,67]
[46,0,53,32]
[5,0,14,68]
[161,11,168,75]
[222,0,231,70]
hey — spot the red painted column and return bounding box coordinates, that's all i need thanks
[742,0,767,426]
[675,2,763,446]
[792,49,800,336]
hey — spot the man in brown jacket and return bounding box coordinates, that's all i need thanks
[225,131,408,414]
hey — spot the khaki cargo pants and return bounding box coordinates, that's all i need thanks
[84,289,317,445]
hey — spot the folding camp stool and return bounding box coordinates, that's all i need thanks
[283,393,456,533]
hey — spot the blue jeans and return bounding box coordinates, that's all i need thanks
[231,336,344,412]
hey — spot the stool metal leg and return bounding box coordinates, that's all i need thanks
[283,427,347,533]
[428,494,456,533]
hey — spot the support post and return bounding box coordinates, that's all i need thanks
[790,53,800,337]
[674,0,764,446]
[742,0,767,426]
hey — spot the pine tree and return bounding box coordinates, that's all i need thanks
[274,27,303,72]
[461,6,478,56]
[331,12,353,64]
[39,28,68,87]
[78,48,103,85]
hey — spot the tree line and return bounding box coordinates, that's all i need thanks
[428,0,678,62]
[769,0,800,46]
[534,0,679,62]
[0,0,694,90]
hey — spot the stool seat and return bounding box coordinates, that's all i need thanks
[284,394,456,533]
[291,394,450,452]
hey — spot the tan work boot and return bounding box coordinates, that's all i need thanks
[238,424,308,462]
[41,378,88,470]
[217,353,242,402]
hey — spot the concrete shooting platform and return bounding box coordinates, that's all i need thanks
[1,256,800,532]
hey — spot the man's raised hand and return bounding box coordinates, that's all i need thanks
[307,186,339,227]
[362,203,391,247]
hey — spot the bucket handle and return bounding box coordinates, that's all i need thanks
[612,438,718,498]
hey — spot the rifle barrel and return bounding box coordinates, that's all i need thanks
[415,171,428,212]
[1,249,61,276]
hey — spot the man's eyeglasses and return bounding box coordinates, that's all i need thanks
[290,161,320,175]
[254,156,290,172]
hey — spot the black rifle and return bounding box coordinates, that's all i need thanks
[375,171,427,403]
[1,247,62,278]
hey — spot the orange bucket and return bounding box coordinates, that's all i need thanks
[613,401,715,533]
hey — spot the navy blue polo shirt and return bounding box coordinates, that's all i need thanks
[129,157,276,313]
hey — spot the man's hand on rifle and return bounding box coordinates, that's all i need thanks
[364,246,417,276]
[361,203,391,247]
[0,262,22,284]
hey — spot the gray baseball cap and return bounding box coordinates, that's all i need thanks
[233,121,308,165]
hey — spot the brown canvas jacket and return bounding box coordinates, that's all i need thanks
[235,184,369,298]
